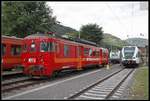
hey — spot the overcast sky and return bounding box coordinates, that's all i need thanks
[47,2,148,40]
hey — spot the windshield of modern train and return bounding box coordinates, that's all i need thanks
[124,47,135,59]
[110,52,119,59]
[111,53,118,57]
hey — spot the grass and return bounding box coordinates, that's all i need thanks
[130,66,149,100]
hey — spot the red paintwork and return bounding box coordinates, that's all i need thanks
[22,34,109,77]
[2,35,23,70]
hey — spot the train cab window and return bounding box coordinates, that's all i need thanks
[50,42,55,52]
[40,42,49,52]
[136,51,140,58]
[40,42,55,52]
[64,44,69,57]
[76,47,80,57]
[11,45,21,55]
[136,53,138,58]
[139,52,141,57]
[2,44,6,56]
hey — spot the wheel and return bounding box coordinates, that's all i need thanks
[51,71,59,78]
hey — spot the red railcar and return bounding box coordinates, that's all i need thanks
[22,33,109,77]
[2,35,23,70]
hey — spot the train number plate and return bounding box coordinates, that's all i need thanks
[28,58,36,63]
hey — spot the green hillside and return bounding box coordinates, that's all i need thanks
[50,25,129,50]
[125,38,148,47]
[100,33,129,49]
[50,24,78,35]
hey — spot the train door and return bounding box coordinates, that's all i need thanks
[77,46,82,70]
[2,43,6,57]
[1,43,6,70]
[106,49,109,64]
[99,48,102,65]
[103,49,108,64]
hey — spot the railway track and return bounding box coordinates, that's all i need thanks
[67,68,135,100]
[2,78,47,93]
[2,66,102,95]
[2,70,24,81]
[2,76,30,86]
[2,70,23,76]
[2,65,128,99]
[2,71,45,94]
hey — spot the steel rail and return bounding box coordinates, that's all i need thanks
[67,68,124,99]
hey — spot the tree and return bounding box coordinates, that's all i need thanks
[2,1,57,38]
[80,23,104,45]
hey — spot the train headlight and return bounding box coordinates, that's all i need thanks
[122,57,125,60]
[40,58,44,62]
[24,58,26,62]
[132,57,136,59]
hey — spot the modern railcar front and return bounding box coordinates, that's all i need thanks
[109,51,121,64]
[121,46,142,67]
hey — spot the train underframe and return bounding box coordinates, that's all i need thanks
[121,60,139,67]
[23,62,106,79]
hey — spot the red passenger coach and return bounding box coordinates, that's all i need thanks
[22,33,109,77]
[2,35,23,70]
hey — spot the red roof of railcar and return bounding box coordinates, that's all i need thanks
[2,35,23,44]
[24,34,98,47]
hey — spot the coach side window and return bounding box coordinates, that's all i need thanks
[11,45,21,55]
[64,44,69,57]
[2,44,6,56]
[84,48,89,56]
[96,51,100,57]
[55,43,59,53]
[50,42,55,52]
[103,50,106,58]
[23,44,27,52]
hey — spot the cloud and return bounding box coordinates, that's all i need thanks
[47,2,148,40]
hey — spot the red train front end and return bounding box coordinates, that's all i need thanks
[22,34,55,77]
